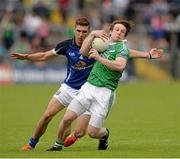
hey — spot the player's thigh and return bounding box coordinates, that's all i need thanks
[91,87,115,119]
[89,114,104,129]
[44,97,65,116]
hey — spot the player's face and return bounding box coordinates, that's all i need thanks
[110,24,127,42]
[74,25,90,46]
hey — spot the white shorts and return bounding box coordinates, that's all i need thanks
[53,83,79,107]
[53,83,91,115]
[68,82,115,128]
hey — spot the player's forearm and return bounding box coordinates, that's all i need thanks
[129,49,150,59]
[23,52,47,61]
[25,50,54,61]
[80,32,95,56]
[97,57,125,72]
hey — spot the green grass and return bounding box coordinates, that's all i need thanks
[0,81,180,158]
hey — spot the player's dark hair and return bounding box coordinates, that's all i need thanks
[110,20,133,37]
[75,17,90,29]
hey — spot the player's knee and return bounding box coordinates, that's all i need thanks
[43,112,54,123]
[75,129,86,138]
[63,110,77,126]
[63,115,74,126]
[87,129,97,138]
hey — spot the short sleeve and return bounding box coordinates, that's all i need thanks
[53,39,72,55]
[117,48,129,60]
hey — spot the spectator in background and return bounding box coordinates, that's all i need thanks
[12,31,30,53]
[11,31,30,66]
[1,5,15,50]
[57,0,70,24]
[33,1,50,18]
[23,9,42,42]
[0,36,8,63]
[150,14,166,39]
[37,16,50,48]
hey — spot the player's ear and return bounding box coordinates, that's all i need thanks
[109,31,112,36]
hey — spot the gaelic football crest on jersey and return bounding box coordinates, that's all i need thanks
[69,52,76,56]
[120,50,128,56]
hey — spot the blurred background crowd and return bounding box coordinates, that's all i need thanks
[0,0,180,84]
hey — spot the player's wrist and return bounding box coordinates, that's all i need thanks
[148,51,152,59]
[24,54,29,60]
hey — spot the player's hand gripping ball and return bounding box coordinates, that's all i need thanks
[92,37,109,53]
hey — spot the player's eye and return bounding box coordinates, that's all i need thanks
[121,30,126,34]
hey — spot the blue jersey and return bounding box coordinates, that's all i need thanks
[52,38,95,89]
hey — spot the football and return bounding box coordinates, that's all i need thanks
[91,37,109,53]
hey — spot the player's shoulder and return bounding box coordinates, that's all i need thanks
[54,39,74,55]
[56,39,73,47]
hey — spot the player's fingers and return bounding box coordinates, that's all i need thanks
[10,53,21,59]
[10,54,16,58]
[100,35,109,42]
[156,49,164,53]
[10,53,18,57]
[10,56,18,60]
[151,48,163,54]
[102,34,109,40]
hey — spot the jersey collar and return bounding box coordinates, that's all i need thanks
[72,38,81,48]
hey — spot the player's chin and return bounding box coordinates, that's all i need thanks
[113,37,122,42]
[78,39,83,45]
[117,36,123,41]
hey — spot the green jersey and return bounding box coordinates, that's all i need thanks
[87,41,129,90]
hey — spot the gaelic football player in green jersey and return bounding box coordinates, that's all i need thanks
[54,20,132,150]
[47,20,163,151]
[65,20,131,150]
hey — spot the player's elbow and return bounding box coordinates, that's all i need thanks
[80,48,84,55]
[80,48,89,57]
[118,65,126,72]
[113,62,126,72]
[80,48,86,56]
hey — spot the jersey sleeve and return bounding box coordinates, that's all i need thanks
[52,39,72,55]
[116,43,130,60]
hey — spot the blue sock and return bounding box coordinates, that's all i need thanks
[29,137,39,148]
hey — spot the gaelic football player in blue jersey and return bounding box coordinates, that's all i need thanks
[11,17,95,150]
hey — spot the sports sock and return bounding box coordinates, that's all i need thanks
[101,128,108,140]
[29,137,39,148]
[73,132,78,138]
[54,140,64,149]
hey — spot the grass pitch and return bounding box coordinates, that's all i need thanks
[0,81,180,158]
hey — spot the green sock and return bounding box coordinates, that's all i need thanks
[54,141,64,149]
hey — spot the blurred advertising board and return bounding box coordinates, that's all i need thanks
[0,64,66,84]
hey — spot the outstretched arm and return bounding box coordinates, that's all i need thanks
[10,50,55,61]
[129,48,163,59]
